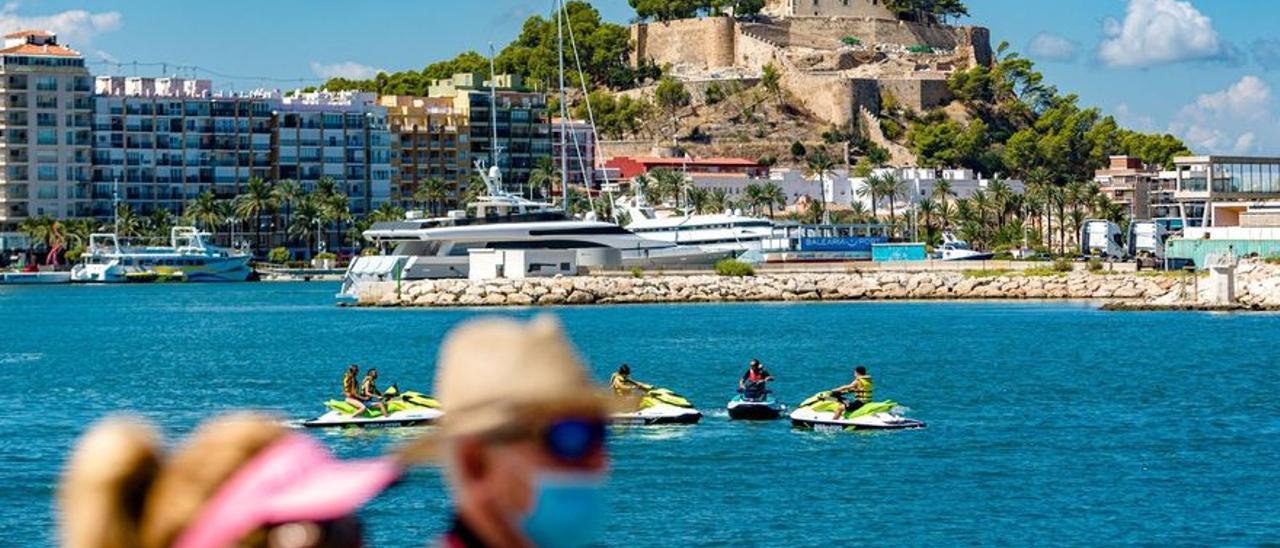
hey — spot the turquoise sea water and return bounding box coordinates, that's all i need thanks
[2,283,1278,546]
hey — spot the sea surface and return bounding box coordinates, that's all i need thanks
[2,283,1278,546]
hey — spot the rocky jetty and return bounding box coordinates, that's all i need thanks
[349,260,1280,310]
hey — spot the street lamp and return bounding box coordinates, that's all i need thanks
[313,218,324,256]
[227,216,236,250]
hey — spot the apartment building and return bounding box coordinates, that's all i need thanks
[0,30,92,248]
[273,90,392,217]
[552,117,596,189]
[379,95,467,210]
[91,76,273,217]
[428,73,550,194]
[1172,155,1280,228]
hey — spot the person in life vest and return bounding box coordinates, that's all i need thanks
[397,315,614,548]
[829,366,874,420]
[342,364,368,417]
[738,359,774,400]
[360,368,390,418]
[609,364,649,397]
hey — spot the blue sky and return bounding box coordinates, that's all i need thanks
[5,0,1278,155]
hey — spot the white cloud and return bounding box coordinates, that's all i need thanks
[1098,0,1224,68]
[1028,32,1078,63]
[1170,76,1276,154]
[1251,39,1280,71]
[0,2,121,47]
[1113,103,1156,132]
[309,61,385,81]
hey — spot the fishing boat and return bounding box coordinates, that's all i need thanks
[70,227,252,283]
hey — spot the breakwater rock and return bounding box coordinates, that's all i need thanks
[350,268,1222,308]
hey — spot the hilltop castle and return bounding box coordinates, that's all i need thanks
[630,2,991,129]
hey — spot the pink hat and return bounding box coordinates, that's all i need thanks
[173,433,400,548]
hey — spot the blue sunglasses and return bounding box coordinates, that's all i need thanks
[542,418,608,464]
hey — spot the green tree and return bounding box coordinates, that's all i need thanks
[528,158,561,201]
[655,77,691,142]
[234,177,278,253]
[761,63,782,105]
[804,148,838,224]
[289,195,324,258]
[630,0,706,22]
[272,179,304,247]
[185,192,222,233]
[414,177,451,215]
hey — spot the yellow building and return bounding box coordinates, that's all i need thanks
[379,95,466,211]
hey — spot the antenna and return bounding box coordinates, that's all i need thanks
[488,42,499,177]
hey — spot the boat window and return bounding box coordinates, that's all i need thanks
[528,226,633,236]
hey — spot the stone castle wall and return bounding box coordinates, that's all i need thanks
[878,77,954,113]
[631,17,737,71]
[763,0,896,19]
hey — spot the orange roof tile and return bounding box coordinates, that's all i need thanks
[4,29,53,39]
[0,43,80,57]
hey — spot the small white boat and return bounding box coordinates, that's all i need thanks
[71,227,252,283]
[0,271,71,285]
[936,231,994,261]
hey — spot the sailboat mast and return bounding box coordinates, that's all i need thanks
[488,43,499,182]
[557,0,569,210]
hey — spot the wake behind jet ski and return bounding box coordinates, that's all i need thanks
[302,385,444,428]
[609,364,702,425]
[727,359,784,420]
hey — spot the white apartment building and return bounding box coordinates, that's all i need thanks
[273,90,392,216]
[0,30,93,249]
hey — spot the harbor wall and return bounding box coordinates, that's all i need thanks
[350,260,1280,309]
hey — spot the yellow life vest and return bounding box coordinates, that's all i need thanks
[853,376,874,402]
[342,371,357,397]
[609,373,630,396]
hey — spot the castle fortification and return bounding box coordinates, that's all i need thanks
[630,8,992,128]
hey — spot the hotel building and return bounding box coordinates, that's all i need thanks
[428,73,550,194]
[0,30,92,248]
[91,76,273,217]
[379,95,467,210]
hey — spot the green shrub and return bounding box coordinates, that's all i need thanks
[880,118,903,141]
[315,252,337,261]
[1052,258,1074,272]
[841,36,862,47]
[714,259,755,277]
[267,247,290,264]
[1086,258,1104,272]
[630,266,644,278]
[704,82,724,106]
[790,141,807,159]
[1023,267,1060,277]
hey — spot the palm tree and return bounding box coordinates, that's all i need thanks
[185,192,221,233]
[804,149,838,223]
[686,187,710,214]
[743,183,766,216]
[847,201,870,224]
[234,178,277,253]
[321,192,351,252]
[18,215,55,251]
[289,195,323,258]
[708,189,730,213]
[115,204,144,238]
[867,172,906,235]
[215,199,238,247]
[315,177,339,200]
[970,190,992,248]
[272,179,303,246]
[369,202,405,223]
[649,168,686,208]
[856,177,879,222]
[917,197,937,242]
[987,178,1013,231]
[146,208,174,242]
[414,177,450,216]
[528,157,560,201]
[1046,184,1067,255]
[763,181,786,218]
[463,174,488,205]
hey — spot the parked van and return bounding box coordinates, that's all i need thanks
[1080,219,1126,260]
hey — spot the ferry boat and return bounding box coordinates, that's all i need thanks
[70,227,252,283]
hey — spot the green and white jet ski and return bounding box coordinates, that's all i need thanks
[612,385,702,425]
[789,391,925,431]
[302,386,444,428]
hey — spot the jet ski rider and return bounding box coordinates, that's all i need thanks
[829,366,874,420]
[342,364,369,417]
[610,364,648,397]
[360,368,390,418]
[738,359,774,399]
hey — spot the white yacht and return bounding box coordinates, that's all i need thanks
[70,227,253,283]
[936,231,994,261]
[618,194,773,256]
[338,165,731,298]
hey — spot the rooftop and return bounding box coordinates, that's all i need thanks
[4,30,53,39]
[0,42,80,57]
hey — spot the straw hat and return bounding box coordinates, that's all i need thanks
[399,315,610,462]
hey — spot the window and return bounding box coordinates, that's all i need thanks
[37,185,58,199]
[36,128,57,145]
[37,165,57,181]
[35,76,57,91]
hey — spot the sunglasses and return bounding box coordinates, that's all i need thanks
[542,418,608,465]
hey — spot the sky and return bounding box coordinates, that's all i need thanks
[4,0,1279,156]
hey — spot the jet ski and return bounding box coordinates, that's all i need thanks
[726,381,785,420]
[789,391,925,431]
[302,386,444,428]
[612,385,702,425]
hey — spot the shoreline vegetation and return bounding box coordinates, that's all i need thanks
[349,259,1280,311]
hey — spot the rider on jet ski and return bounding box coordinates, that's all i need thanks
[828,366,874,420]
[342,364,368,416]
[738,359,774,400]
[360,368,390,417]
[610,364,648,397]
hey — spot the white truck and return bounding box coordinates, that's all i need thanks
[1079,219,1126,260]
[1128,221,1169,268]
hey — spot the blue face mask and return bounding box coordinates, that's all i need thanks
[520,471,608,548]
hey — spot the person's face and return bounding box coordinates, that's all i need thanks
[462,413,609,522]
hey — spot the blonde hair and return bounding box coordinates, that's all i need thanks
[59,414,285,548]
